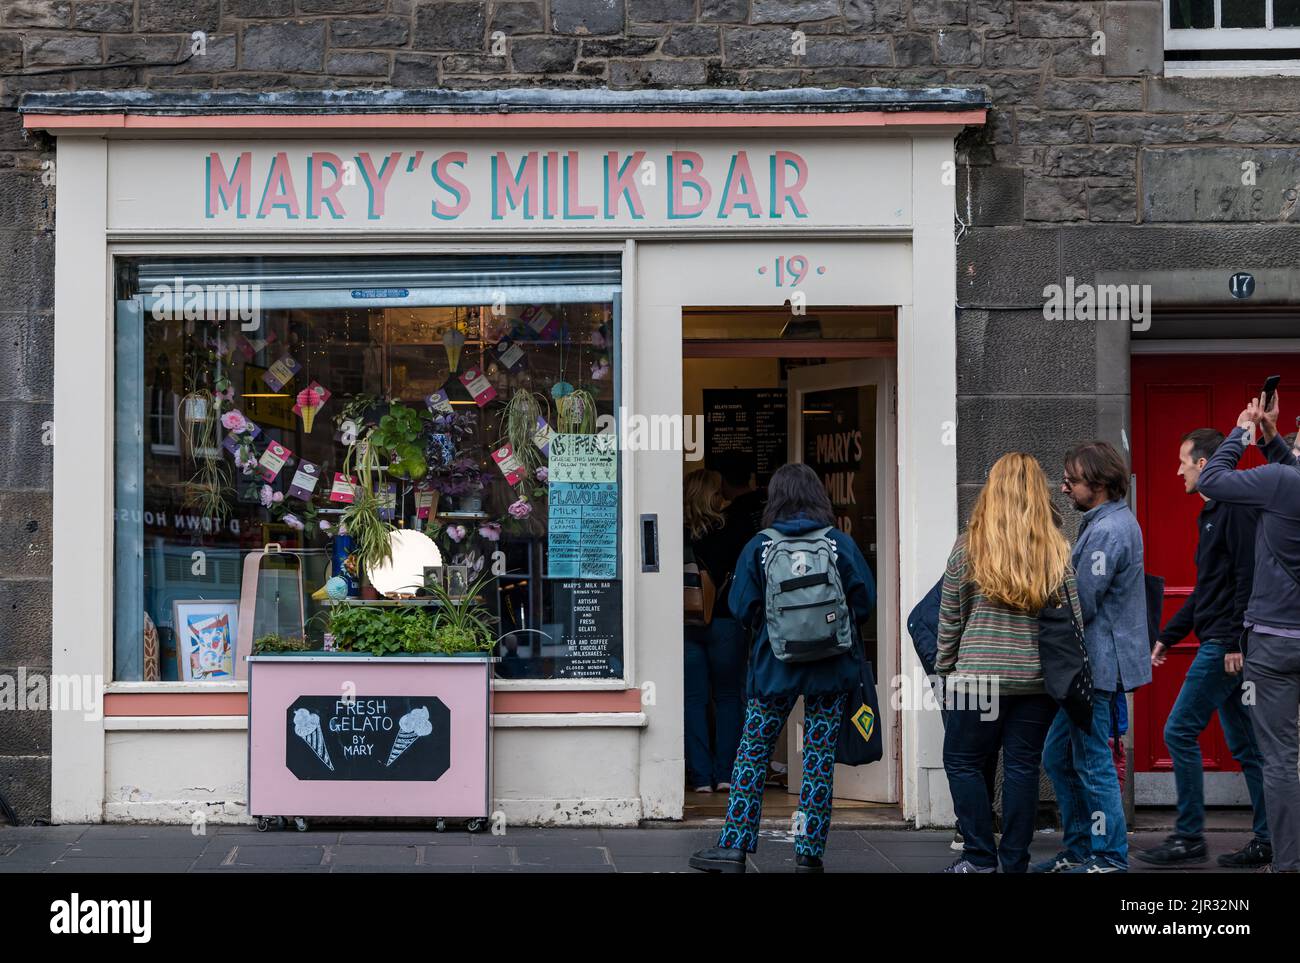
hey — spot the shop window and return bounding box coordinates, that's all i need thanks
[1165,0,1300,74]
[113,254,623,684]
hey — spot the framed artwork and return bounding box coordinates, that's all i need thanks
[173,600,239,682]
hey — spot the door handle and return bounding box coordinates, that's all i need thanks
[640,513,659,572]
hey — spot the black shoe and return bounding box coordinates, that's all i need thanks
[689,846,747,873]
[1218,838,1272,869]
[795,853,824,873]
[1133,835,1208,867]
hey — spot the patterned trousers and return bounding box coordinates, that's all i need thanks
[718,692,847,858]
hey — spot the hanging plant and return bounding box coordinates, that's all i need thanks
[555,387,598,434]
[179,388,231,523]
[497,389,550,474]
[339,427,395,573]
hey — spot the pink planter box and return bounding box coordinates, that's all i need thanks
[248,654,492,819]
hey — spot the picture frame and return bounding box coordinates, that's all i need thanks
[173,600,240,682]
[422,565,446,595]
[445,565,470,599]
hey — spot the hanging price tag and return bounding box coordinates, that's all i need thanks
[286,460,321,500]
[263,355,302,392]
[329,473,356,504]
[496,337,527,372]
[460,368,497,406]
[520,304,559,340]
[491,443,526,486]
[532,417,555,455]
[257,440,293,482]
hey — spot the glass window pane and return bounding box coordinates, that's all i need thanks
[114,254,623,682]
[1276,0,1300,26]
[1170,0,1217,28]
[1221,0,1267,27]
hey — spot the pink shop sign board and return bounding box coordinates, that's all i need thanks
[248,656,492,819]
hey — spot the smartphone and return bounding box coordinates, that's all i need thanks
[1263,374,1281,410]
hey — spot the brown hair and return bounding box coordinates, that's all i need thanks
[1064,440,1129,501]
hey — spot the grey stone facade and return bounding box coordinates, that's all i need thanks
[2,1,1297,821]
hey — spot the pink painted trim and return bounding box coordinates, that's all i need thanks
[23,109,986,132]
[104,688,643,716]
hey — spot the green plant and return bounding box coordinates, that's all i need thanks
[555,387,598,434]
[372,402,430,481]
[179,389,232,522]
[340,427,395,572]
[328,604,434,657]
[425,570,499,653]
[497,389,550,474]
[252,633,314,654]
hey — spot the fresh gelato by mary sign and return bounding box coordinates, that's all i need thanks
[286,696,450,781]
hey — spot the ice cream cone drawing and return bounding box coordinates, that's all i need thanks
[442,328,466,373]
[296,385,325,433]
[386,706,433,767]
[293,708,334,771]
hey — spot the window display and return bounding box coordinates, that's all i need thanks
[113,254,623,682]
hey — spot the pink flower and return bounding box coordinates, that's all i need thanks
[283,514,304,531]
[221,410,249,433]
[272,491,284,504]
[591,361,610,380]
[508,498,532,520]
[478,522,501,541]
[259,485,274,508]
[447,524,467,543]
[319,519,332,531]
[535,467,549,483]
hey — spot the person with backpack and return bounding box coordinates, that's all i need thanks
[682,468,746,794]
[1196,393,1300,873]
[937,453,1084,873]
[689,463,876,874]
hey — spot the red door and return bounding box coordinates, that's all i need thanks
[1131,355,1297,775]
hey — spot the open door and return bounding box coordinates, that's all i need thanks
[785,359,898,803]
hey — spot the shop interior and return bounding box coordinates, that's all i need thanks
[680,305,901,820]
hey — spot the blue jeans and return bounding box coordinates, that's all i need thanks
[1042,690,1129,868]
[944,692,1058,872]
[684,617,747,787]
[1164,640,1270,842]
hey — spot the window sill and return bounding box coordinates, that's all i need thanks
[106,681,248,694]
[1165,62,1300,77]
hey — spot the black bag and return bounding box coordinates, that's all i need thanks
[836,647,884,766]
[1038,592,1094,730]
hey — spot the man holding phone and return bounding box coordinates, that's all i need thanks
[1135,428,1270,868]
[1196,384,1300,873]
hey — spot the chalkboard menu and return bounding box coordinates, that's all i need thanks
[550,579,623,679]
[548,481,619,579]
[286,695,451,782]
[703,388,788,486]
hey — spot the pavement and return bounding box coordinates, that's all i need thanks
[0,823,1269,873]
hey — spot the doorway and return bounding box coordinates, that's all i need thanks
[681,307,899,816]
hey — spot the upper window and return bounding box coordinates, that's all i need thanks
[1166,0,1300,74]
[113,254,623,685]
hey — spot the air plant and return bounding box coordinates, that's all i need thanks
[339,427,395,574]
[497,389,551,474]
[555,387,598,434]
[179,388,231,523]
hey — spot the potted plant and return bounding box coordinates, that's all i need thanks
[328,604,434,657]
[421,570,499,654]
[339,427,395,578]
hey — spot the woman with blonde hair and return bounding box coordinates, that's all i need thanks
[682,469,746,793]
[937,452,1084,873]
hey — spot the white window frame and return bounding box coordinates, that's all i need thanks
[1165,0,1300,75]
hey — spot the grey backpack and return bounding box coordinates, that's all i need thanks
[760,527,854,663]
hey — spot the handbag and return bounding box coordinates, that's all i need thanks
[1037,589,1094,730]
[684,542,716,627]
[836,645,884,766]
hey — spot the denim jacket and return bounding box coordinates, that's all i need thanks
[1072,499,1152,693]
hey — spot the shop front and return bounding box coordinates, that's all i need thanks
[23,87,984,827]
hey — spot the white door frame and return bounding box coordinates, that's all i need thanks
[784,358,899,803]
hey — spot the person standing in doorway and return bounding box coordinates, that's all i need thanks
[1034,441,1151,873]
[936,453,1079,873]
[1135,429,1271,869]
[682,469,747,794]
[1197,393,1300,874]
[689,463,876,873]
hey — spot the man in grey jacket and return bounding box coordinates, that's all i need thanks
[1197,393,1300,873]
[1033,441,1152,874]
